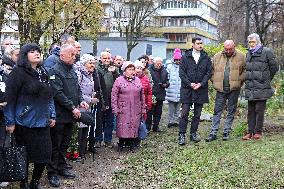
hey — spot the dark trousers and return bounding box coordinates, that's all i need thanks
[146,100,164,130]
[22,163,46,183]
[179,103,203,134]
[47,122,74,176]
[95,108,113,143]
[210,90,240,134]
[247,100,266,134]
[78,127,89,157]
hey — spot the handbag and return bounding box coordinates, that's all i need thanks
[138,119,148,140]
[0,133,28,182]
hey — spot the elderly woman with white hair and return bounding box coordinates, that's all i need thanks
[1,45,20,74]
[148,57,170,132]
[75,54,99,159]
[111,61,146,152]
[242,33,278,140]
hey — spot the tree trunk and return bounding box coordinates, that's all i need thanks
[244,0,250,46]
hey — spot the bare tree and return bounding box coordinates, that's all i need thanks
[218,0,283,45]
[110,0,165,60]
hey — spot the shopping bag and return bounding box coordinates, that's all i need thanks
[138,120,148,140]
[0,133,27,182]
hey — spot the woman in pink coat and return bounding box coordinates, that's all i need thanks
[111,61,146,151]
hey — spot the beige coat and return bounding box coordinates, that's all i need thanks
[211,49,246,92]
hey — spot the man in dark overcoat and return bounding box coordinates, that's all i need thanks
[178,37,212,145]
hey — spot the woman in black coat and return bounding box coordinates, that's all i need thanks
[4,43,56,189]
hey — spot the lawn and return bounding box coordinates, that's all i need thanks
[113,115,284,189]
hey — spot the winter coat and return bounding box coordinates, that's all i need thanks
[111,76,146,138]
[1,55,16,75]
[96,61,119,106]
[179,49,212,104]
[149,65,170,101]
[93,69,109,108]
[49,60,83,123]
[4,65,56,128]
[211,49,246,92]
[0,67,8,126]
[137,74,152,111]
[75,65,95,128]
[44,47,60,71]
[166,62,181,102]
[245,46,278,100]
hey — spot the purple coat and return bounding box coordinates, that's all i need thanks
[111,76,146,138]
[76,65,95,128]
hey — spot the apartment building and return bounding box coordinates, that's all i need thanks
[100,0,218,58]
[153,0,218,57]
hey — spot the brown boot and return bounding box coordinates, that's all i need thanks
[253,133,262,140]
[242,133,252,140]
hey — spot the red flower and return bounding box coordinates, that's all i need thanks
[73,152,79,159]
[66,152,71,159]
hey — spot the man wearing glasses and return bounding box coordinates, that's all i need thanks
[178,37,212,145]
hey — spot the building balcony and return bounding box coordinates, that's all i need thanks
[145,26,217,40]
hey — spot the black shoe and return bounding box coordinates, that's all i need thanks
[64,163,73,170]
[178,133,186,145]
[94,141,102,148]
[223,132,230,141]
[190,133,201,143]
[58,169,76,179]
[173,123,179,127]
[153,128,162,132]
[30,180,43,189]
[205,134,217,142]
[48,175,60,187]
[167,123,174,128]
[20,181,30,189]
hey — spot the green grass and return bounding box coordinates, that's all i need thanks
[113,118,284,189]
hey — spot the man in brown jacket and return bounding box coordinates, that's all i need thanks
[206,40,245,142]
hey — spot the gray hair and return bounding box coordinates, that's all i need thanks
[247,33,262,45]
[153,57,163,64]
[4,46,20,59]
[100,51,111,57]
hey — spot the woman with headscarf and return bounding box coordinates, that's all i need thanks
[111,61,146,151]
[75,54,98,160]
[4,43,56,189]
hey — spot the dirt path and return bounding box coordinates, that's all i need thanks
[41,144,126,189]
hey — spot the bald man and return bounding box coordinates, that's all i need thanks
[47,44,89,187]
[206,40,246,142]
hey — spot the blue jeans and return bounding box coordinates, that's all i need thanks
[95,108,114,143]
[210,90,240,134]
[168,101,181,124]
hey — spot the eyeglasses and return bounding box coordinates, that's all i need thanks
[174,59,181,62]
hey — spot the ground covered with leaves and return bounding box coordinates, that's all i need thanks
[6,109,284,189]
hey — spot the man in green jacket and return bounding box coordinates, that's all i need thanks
[95,51,119,147]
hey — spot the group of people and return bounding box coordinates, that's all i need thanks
[0,32,278,189]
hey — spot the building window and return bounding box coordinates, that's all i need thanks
[210,8,218,19]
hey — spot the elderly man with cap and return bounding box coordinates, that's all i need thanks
[111,61,146,151]
[206,40,246,142]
